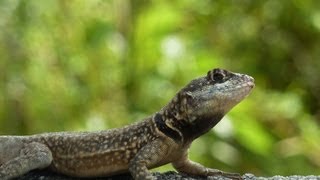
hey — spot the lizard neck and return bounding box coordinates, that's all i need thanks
[153,106,224,144]
[153,113,183,143]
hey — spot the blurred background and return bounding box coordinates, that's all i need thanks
[1,0,320,176]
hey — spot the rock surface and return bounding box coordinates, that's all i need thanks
[18,170,320,180]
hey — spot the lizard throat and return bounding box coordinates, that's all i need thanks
[186,114,224,141]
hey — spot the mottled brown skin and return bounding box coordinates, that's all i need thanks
[0,68,254,180]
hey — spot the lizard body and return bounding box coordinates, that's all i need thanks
[0,68,254,180]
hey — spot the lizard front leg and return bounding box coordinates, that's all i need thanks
[0,142,52,180]
[129,138,170,180]
[172,153,242,180]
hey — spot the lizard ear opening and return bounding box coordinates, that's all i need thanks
[179,91,197,121]
[173,91,194,116]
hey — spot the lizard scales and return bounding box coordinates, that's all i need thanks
[0,68,254,180]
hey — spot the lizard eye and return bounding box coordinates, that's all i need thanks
[208,68,225,82]
[213,72,224,81]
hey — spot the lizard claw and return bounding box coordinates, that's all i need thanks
[222,172,243,180]
[206,168,242,180]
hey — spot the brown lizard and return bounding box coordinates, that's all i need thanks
[0,68,254,180]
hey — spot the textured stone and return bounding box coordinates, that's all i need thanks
[18,170,320,180]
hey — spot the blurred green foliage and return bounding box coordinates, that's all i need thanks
[1,0,320,176]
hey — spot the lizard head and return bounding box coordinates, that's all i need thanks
[181,68,254,120]
[160,68,254,142]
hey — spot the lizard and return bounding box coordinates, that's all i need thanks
[0,68,254,180]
